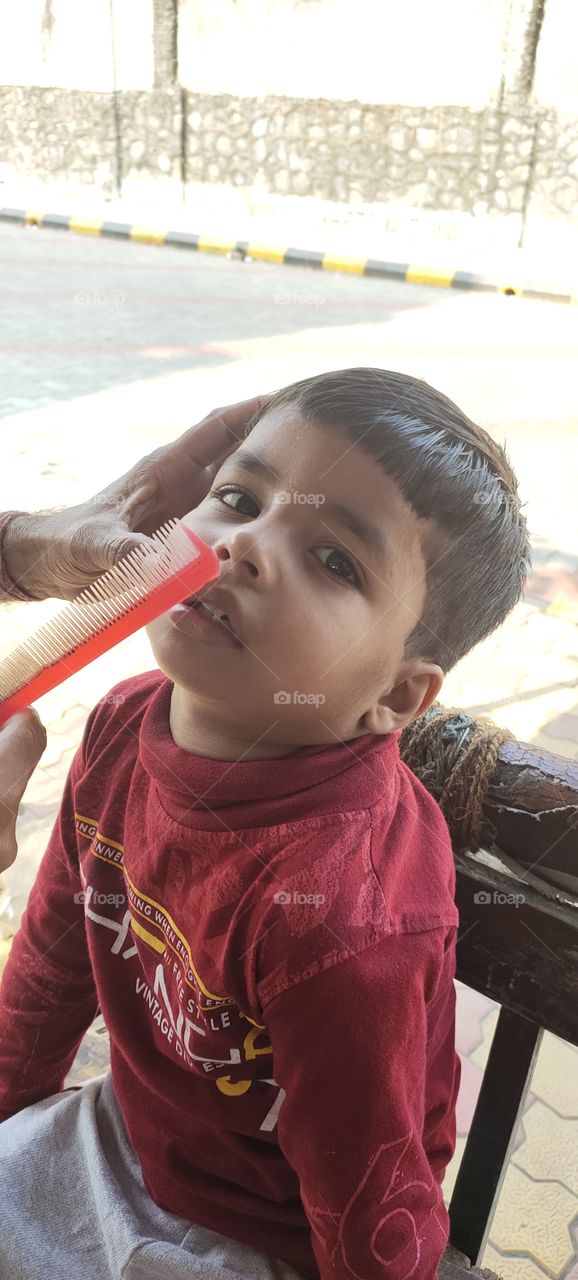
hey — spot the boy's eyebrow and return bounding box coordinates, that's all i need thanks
[225,448,392,570]
[229,448,279,486]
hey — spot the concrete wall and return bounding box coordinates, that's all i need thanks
[0,0,153,92]
[178,0,507,108]
[0,0,577,254]
[533,0,578,111]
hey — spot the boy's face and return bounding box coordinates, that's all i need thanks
[146,404,444,759]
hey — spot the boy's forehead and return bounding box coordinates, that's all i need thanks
[236,403,432,573]
[241,404,417,523]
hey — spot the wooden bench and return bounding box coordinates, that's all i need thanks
[400,703,578,1279]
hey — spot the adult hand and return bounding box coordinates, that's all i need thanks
[0,709,47,871]
[3,393,272,602]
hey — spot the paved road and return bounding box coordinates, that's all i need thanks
[1,220,576,558]
[0,220,434,416]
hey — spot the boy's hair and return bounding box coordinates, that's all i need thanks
[243,367,532,675]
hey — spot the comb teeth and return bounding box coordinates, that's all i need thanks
[0,518,199,703]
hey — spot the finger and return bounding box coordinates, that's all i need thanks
[94,399,269,532]
[169,393,275,472]
[66,525,158,581]
[0,706,47,750]
[89,394,275,519]
[0,709,47,797]
[0,825,18,871]
[97,533,158,569]
[202,393,275,440]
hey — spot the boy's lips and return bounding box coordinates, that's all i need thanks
[180,584,244,646]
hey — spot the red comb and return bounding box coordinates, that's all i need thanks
[0,520,219,726]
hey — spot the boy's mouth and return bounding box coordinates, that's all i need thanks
[181,594,241,645]
[186,596,229,624]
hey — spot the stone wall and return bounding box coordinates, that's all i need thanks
[183,96,528,215]
[0,85,182,198]
[0,0,577,254]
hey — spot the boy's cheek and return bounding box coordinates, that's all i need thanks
[181,506,205,527]
[145,617,167,646]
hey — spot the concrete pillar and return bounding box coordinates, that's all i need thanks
[153,0,178,87]
[500,0,547,100]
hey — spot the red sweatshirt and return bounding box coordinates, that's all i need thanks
[0,671,460,1279]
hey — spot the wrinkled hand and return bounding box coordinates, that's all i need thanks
[0,709,47,871]
[4,394,272,601]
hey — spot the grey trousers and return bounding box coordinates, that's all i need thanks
[0,1071,306,1280]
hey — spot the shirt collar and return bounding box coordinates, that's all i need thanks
[139,676,401,829]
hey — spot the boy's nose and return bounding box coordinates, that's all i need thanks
[212,524,277,584]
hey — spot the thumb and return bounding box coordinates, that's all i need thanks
[98,534,159,571]
[0,709,47,798]
[0,710,47,870]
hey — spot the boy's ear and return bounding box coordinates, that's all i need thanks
[360,662,444,736]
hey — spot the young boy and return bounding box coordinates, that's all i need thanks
[0,367,531,1279]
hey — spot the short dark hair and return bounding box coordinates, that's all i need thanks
[243,367,532,675]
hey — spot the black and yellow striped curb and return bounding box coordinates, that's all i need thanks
[1,206,576,304]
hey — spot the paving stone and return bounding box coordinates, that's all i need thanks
[545,599,578,625]
[481,1242,554,1280]
[48,703,91,737]
[487,1162,577,1272]
[37,732,84,769]
[456,1054,486,1136]
[527,1034,578,1117]
[513,1103,578,1195]
[455,980,498,1056]
[535,731,578,760]
[22,746,77,806]
[0,936,12,980]
[442,618,578,747]
[64,1016,111,1087]
[469,1006,500,1072]
[541,711,578,746]
[472,1014,578,1127]
[442,1134,466,1206]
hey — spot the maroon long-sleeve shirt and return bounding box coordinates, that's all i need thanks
[0,670,460,1278]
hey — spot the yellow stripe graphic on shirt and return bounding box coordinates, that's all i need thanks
[75,815,241,1003]
[130,913,166,954]
[74,814,266,1028]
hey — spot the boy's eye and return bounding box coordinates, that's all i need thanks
[315,546,360,586]
[211,487,361,587]
[214,487,258,517]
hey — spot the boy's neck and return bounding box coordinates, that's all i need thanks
[169,684,302,761]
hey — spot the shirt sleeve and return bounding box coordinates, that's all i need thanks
[262,926,460,1280]
[0,735,99,1122]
